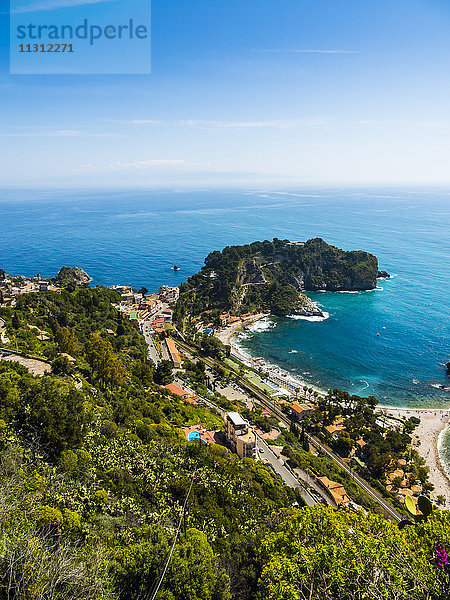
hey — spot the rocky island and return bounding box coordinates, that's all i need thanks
[175,237,380,330]
[50,266,91,287]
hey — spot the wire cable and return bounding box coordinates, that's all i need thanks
[147,473,196,600]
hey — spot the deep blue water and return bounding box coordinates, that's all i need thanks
[0,187,449,409]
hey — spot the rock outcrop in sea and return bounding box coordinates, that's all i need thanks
[51,266,91,287]
[288,294,325,319]
[377,270,391,278]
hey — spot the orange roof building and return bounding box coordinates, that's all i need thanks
[317,476,350,507]
[291,402,313,420]
[164,338,182,368]
[163,383,195,400]
[324,417,345,438]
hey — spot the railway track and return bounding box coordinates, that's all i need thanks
[175,339,402,522]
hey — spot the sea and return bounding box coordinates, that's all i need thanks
[1,186,449,454]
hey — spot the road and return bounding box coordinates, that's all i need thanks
[256,435,316,506]
[230,367,402,521]
[245,377,402,521]
[141,307,170,365]
[173,369,317,506]
[175,338,402,522]
[172,374,317,506]
[270,445,333,505]
[142,325,161,365]
[0,318,9,344]
[306,433,402,521]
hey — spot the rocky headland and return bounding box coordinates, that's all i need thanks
[175,237,381,330]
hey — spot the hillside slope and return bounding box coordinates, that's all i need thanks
[175,237,378,327]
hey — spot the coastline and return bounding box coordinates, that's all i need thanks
[378,406,450,508]
[216,315,450,507]
[216,313,267,347]
[217,313,328,398]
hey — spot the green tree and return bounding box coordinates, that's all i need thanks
[167,529,231,600]
[335,430,354,457]
[11,314,21,329]
[19,377,86,459]
[55,325,81,357]
[52,355,75,376]
[200,335,228,360]
[257,505,450,600]
[0,364,27,422]
[113,527,230,600]
[154,360,174,386]
[85,333,126,388]
[132,359,153,385]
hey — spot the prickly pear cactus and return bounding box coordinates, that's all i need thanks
[399,494,434,529]
[404,495,416,516]
[418,495,433,518]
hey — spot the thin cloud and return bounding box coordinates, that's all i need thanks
[12,0,117,14]
[129,118,329,130]
[255,49,360,54]
[110,160,188,170]
[0,129,116,137]
[78,159,220,173]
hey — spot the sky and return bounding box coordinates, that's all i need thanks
[1,0,450,186]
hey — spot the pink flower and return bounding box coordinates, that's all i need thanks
[434,543,448,567]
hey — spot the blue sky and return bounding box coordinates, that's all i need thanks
[1,0,450,186]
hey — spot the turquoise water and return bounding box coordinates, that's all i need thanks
[0,187,449,409]
[440,428,450,476]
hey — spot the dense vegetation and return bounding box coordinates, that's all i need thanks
[257,504,450,600]
[0,287,448,599]
[0,288,301,600]
[50,266,91,287]
[175,238,378,329]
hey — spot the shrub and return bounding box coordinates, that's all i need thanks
[100,420,118,439]
[34,506,63,528]
[62,508,81,531]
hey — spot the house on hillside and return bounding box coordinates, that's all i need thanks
[163,383,198,404]
[291,401,314,421]
[324,417,345,440]
[224,412,256,459]
[59,353,76,364]
[317,476,350,508]
[164,338,182,368]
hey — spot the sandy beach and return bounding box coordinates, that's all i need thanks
[379,406,450,508]
[217,317,450,507]
[218,315,328,397]
[216,313,266,347]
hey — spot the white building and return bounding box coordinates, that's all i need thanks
[224,412,256,458]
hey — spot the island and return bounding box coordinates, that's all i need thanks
[175,237,379,330]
